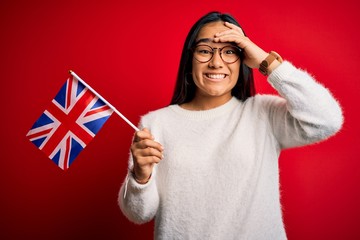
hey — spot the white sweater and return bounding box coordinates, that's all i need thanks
[119,61,343,240]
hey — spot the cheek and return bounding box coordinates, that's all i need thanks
[191,61,202,82]
[230,63,241,80]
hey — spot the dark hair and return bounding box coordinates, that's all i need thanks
[170,11,255,105]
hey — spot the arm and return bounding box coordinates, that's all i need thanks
[118,161,159,224]
[265,61,343,149]
[118,128,164,224]
[214,21,343,148]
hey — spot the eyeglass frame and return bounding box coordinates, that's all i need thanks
[191,44,243,64]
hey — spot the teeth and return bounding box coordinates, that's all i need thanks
[206,74,226,79]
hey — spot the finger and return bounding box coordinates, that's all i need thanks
[214,34,242,44]
[214,34,248,48]
[133,128,154,142]
[215,29,242,37]
[141,147,164,159]
[142,127,151,134]
[134,139,164,152]
[132,146,164,164]
[137,155,162,165]
[224,22,245,35]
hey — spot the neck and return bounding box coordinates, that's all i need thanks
[181,94,232,110]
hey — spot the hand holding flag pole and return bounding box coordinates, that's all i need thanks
[69,70,140,132]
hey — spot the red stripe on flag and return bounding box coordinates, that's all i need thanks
[63,136,71,170]
[84,105,111,117]
[41,89,96,157]
[27,128,52,140]
[40,118,69,156]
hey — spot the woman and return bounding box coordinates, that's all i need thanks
[118,11,343,239]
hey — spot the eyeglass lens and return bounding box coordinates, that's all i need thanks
[193,45,241,64]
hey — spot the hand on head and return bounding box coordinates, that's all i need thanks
[213,22,268,69]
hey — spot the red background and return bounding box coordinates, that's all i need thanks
[1,0,359,239]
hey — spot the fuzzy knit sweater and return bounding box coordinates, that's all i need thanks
[119,61,343,240]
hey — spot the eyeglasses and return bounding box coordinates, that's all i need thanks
[192,44,242,64]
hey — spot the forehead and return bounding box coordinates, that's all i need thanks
[196,21,229,41]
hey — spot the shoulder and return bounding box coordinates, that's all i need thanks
[245,94,285,108]
[268,61,317,90]
[241,95,286,119]
[143,105,174,118]
[139,105,175,126]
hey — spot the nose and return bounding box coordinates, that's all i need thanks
[208,48,223,68]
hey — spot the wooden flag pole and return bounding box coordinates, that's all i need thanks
[69,70,140,132]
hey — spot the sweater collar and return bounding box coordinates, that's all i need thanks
[170,97,240,120]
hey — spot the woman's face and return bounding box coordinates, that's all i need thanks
[192,21,240,99]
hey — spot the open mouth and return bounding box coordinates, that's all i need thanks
[205,73,227,79]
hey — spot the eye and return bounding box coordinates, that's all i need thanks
[223,47,238,55]
[194,45,213,55]
[196,49,212,55]
[199,49,211,54]
[224,50,236,54]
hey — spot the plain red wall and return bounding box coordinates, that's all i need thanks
[1,0,359,239]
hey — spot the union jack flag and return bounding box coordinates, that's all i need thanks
[26,75,113,170]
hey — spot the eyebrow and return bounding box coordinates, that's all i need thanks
[194,38,238,47]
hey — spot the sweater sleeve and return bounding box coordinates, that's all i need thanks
[264,61,343,149]
[118,152,159,224]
